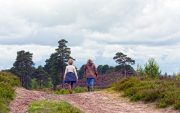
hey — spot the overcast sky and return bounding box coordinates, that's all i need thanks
[0,0,180,74]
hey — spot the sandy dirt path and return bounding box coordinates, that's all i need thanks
[9,88,179,113]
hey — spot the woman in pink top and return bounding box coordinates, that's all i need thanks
[84,59,98,92]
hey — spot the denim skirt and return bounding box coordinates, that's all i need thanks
[64,72,77,83]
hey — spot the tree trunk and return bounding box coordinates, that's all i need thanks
[20,76,22,86]
[124,64,127,77]
[125,69,127,77]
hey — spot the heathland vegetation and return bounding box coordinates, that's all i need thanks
[0,72,20,113]
[6,39,136,90]
[112,59,180,110]
[1,39,180,112]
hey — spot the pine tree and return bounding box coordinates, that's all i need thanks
[44,39,74,90]
[33,66,51,88]
[11,50,34,89]
[113,52,135,76]
[144,58,161,78]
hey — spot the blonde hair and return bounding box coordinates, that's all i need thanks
[68,59,73,65]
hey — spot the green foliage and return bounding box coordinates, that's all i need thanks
[11,50,34,89]
[44,39,74,90]
[0,83,14,100]
[112,77,180,110]
[174,100,180,110]
[0,101,9,113]
[144,58,161,78]
[11,51,52,90]
[113,52,135,76]
[136,64,145,76]
[97,65,110,74]
[0,72,20,113]
[112,77,137,91]
[74,86,87,93]
[30,78,38,89]
[31,66,52,89]
[176,73,180,80]
[55,88,69,95]
[78,65,85,79]
[0,72,20,86]
[55,86,87,95]
[28,100,84,113]
[113,52,135,66]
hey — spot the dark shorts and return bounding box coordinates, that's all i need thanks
[64,72,77,84]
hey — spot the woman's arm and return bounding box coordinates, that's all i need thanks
[73,66,78,80]
[63,67,67,79]
[93,65,98,77]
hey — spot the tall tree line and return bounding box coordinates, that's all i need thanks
[10,39,73,90]
[10,39,136,89]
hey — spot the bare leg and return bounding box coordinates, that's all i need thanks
[68,84,72,94]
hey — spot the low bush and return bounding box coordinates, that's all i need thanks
[0,72,20,113]
[112,76,180,110]
[74,86,87,93]
[55,86,87,95]
[0,72,19,86]
[55,88,69,95]
[0,101,9,113]
[174,100,180,110]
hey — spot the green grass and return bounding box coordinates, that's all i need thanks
[0,72,20,113]
[28,100,84,113]
[112,76,180,110]
[55,86,87,95]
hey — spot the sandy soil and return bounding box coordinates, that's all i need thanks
[9,88,179,113]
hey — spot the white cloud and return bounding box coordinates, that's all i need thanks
[0,44,55,69]
[1,0,180,45]
[0,0,179,73]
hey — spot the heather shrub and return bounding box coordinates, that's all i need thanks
[55,88,69,95]
[0,72,20,113]
[0,101,9,113]
[0,83,14,100]
[0,72,20,87]
[174,100,180,110]
[112,77,138,91]
[74,86,87,93]
[55,86,87,95]
[112,76,180,110]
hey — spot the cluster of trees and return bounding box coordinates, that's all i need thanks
[97,65,114,75]
[77,52,136,79]
[77,64,114,79]
[136,58,161,78]
[10,39,73,89]
[11,50,35,89]
[44,39,74,90]
[9,38,137,89]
